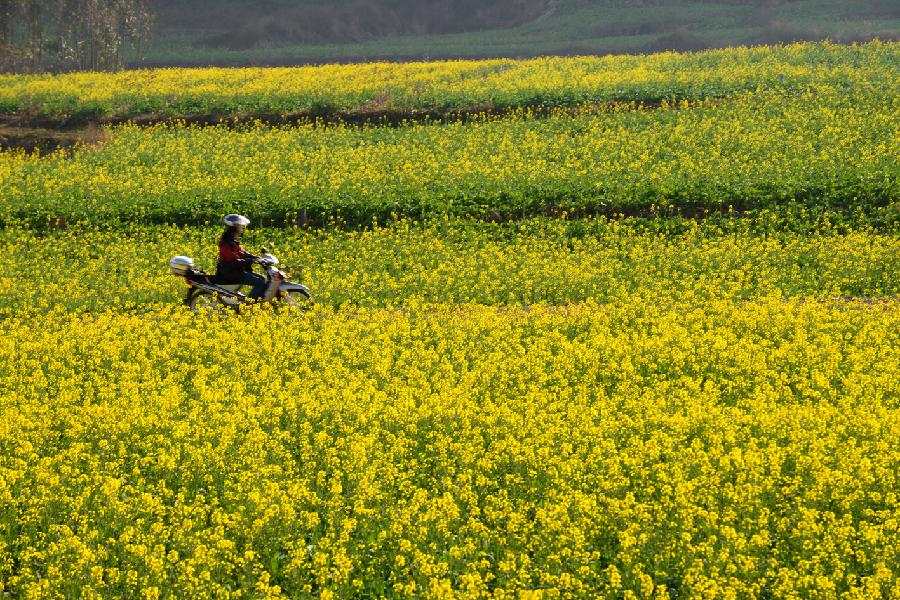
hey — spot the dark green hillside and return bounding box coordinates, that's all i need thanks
[154,0,549,47]
[142,0,899,66]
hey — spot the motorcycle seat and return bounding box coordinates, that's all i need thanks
[186,270,243,292]
[185,270,223,286]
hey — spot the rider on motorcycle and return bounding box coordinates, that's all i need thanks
[217,214,267,300]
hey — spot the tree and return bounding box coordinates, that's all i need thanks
[0,0,153,73]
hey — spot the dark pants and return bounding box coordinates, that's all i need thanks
[240,271,268,299]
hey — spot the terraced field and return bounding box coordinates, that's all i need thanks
[1,42,895,124]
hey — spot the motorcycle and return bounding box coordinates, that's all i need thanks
[169,252,311,313]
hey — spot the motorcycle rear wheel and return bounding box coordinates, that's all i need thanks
[189,291,238,315]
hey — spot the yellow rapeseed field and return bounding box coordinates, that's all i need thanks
[1,87,896,227]
[0,221,898,598]
[1,298,897,599]
[0,41,898,599]
[0,219,897,315]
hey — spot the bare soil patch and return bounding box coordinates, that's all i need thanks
[0,125,108,155]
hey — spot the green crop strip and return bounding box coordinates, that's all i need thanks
[1,88,897,228]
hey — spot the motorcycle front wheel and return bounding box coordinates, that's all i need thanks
[278,288,312,310]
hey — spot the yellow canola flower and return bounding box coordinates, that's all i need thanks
[0,39,897,599]
[0,292,897,598]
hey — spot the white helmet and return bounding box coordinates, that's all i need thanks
[223,214,250,227]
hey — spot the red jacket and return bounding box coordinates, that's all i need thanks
[219,235,249,263]
[216,231,253,281]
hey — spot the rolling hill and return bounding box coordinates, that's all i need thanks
[140,0,900,66]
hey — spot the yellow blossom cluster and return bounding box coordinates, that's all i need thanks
[0,295,897,598]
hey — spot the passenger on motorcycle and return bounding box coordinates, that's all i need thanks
[217,214,267,300]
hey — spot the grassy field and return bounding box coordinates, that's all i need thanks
[141,0,900,66]
[0,42,898,598]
